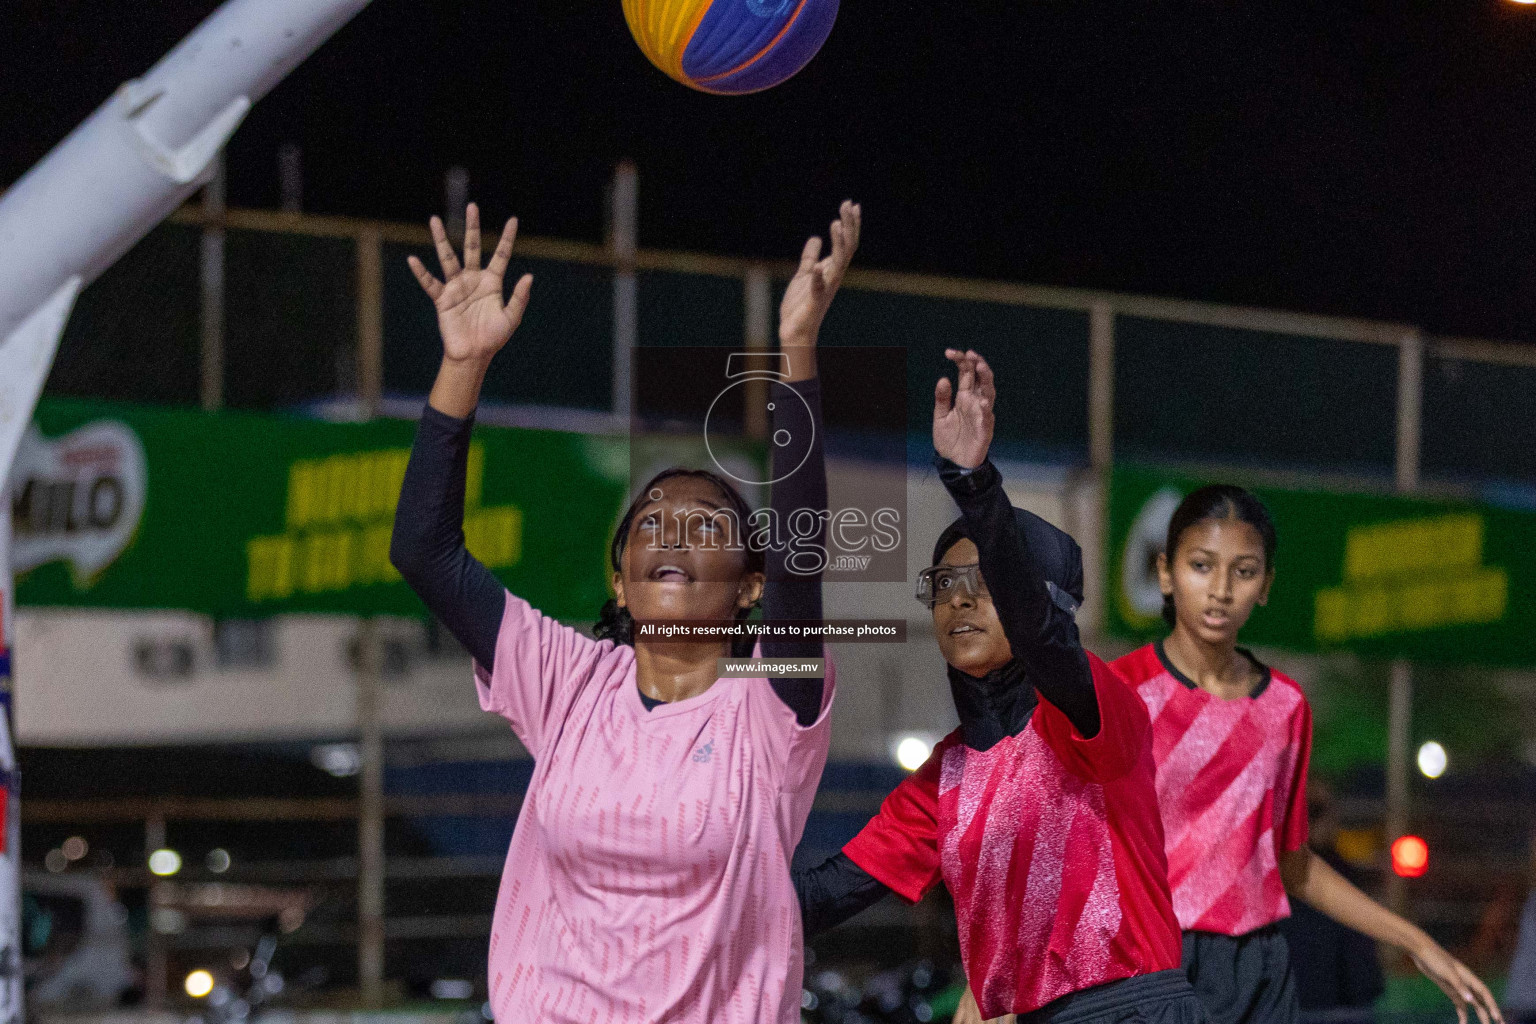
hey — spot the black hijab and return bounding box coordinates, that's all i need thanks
[933,508,1084,751]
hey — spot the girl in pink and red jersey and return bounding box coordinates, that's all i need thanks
[795,352,1196,1024]
[1112,486,1501,1024]
[390,201,858,1023]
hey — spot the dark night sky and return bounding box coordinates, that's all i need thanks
[5,0,1536,342]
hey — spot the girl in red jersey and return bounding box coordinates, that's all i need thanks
[1110,485,1502,1024]
[795,352,1199,1024]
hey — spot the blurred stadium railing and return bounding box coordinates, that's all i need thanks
[40,203,1536,499]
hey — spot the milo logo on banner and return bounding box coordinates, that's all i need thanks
[1116,486,1182,629]
[10,421,147,584]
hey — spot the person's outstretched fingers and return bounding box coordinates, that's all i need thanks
[486,217,519,280]
[505,273,534,327]
[463,203,481,271]
[429,215,461,278]
[407,255,443,301]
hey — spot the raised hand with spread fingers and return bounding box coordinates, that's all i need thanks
[407,202,534,417]
[933,348,996,470]
[778,200,861,381]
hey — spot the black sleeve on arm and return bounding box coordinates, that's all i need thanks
[389,405,507,671]
[760,375,828,726]
[937,456,1100,738]
[794,852,892,937]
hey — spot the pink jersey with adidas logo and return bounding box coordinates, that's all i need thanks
[475,592,836,1023]
[1114,642,1312,937]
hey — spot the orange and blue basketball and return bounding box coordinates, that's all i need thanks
[622,0,839,95]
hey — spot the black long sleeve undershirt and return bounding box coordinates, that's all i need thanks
[389,406,506,670]
[389,377,828,724]
[759,376,829,726]
[797,852,892,936]
[937,456,1100,740]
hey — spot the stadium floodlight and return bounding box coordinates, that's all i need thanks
[0,4,377,1013]
[892,733,937,772]
[1417,740,1447,779]
[148,848,183,877]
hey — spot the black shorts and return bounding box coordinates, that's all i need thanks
[1182,926,1300,1024]
[1018,970,1210,1024]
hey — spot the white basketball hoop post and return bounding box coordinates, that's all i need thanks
[0,0,376,1012]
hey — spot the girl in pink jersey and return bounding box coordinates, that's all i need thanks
[1112,486,1501,1024]
[391,200,858,1022]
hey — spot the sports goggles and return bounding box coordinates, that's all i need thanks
[915,563,988,608]
[915,563,1081,615]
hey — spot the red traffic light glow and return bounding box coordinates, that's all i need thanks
[1391,835,1429,878]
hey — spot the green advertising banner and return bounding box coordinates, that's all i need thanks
[12,398,635,622]
[1108,465,1536,667]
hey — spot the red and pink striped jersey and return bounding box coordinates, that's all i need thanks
[1114,642,1312,937]
[843,654,1183,1021]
